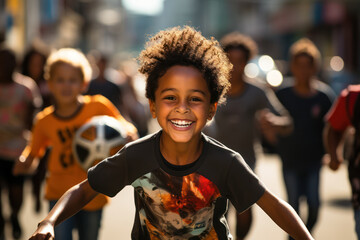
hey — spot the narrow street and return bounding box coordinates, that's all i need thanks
[4,153,356,240]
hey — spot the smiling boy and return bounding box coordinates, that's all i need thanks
[28,26,313,240]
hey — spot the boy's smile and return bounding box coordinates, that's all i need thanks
[149,65,217,147]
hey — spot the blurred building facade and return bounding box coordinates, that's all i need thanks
[1,0,359,90]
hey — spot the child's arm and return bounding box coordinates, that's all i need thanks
[323,123,345,171]
[29,179,98,240]
[256,190,314,240]
[13,154,39,175]
[257,108,293,144]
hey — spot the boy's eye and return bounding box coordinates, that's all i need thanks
[190,97,202,102]
[70,78,79,84]
[54,77,64,83]
[164,96,176,101]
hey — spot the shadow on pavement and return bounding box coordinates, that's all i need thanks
[326,197,352,209]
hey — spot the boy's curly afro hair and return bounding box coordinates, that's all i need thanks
[138,26,232,104]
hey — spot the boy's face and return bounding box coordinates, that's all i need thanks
[291,54,316,83]
[226,48,247,81]
[28,53,45,81]
[149,65,217,144]
[48,62,87,105]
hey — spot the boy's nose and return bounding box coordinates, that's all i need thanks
[175,102,190,113]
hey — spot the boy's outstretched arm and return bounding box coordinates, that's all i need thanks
[257,190,314,240]
[29,179,98,240]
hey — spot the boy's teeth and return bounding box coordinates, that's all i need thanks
[171,120,192,127]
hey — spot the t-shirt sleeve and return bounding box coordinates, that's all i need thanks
[226,153,266,213]
[250,84,269,111]
[326,89,351,131]
[88,146,129,197]
[24,115,49,158]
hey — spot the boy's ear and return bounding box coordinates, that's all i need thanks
[149,99,157,118]
[208,102,218,120]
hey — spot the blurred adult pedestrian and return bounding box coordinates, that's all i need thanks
[118,60,150,137]
[0,48,42,239]
[206,32,293,240]
[22,45,51,108]
[86,50,124,111]
[324,84,360,239]
[275,38,335,239]
[21,45,50,213]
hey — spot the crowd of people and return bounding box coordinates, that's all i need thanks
[0,25,359,240]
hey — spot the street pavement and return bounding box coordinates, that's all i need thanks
[3,153,356,239]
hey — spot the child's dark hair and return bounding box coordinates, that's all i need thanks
[220,32,258,62]
[21,47,48,78]
[138,26,232,104]
[0,48,16,73]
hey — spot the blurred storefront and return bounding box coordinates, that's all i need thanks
[1,0,359,90]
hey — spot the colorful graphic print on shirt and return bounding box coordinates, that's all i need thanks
[132,168,221,239]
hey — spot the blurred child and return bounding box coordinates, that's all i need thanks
[22,46,51,108]
[118,60,151,137]
[275,38,335,239]
[13,48,137,240]
[206,32,293,240]
[26,26,313,240]
[0,48,42,239]
[85,50,123,111]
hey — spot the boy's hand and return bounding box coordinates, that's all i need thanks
[258,109,277,144]
[329,158,342,171]
[13,155,36,176]
[29,221,54,240]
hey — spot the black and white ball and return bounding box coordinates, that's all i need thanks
[72,115,127,170]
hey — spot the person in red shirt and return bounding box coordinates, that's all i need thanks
[324,84,360,238]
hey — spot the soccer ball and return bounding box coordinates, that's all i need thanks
[72,115,128,170]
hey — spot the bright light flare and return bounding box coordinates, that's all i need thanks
[266,70,283,87]
[244,63,259,78]
[330,56,344,72]
[122,0,164,16]
[258,55,274,72]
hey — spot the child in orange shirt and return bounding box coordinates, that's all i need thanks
[13,48,137,240]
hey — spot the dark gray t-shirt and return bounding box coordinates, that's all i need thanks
[207,80,288,169]
[88,131,265,240]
